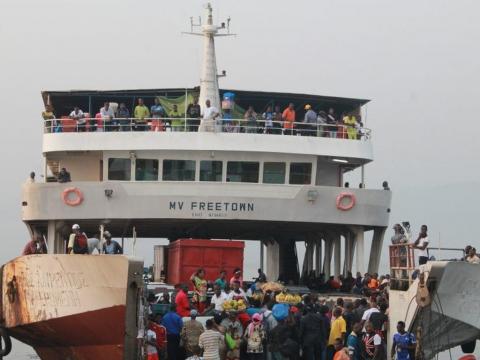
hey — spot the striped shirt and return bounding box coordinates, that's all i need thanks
[199,329,223,360]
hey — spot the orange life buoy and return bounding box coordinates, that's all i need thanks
[336,192,356,211]
[62,187,83,206]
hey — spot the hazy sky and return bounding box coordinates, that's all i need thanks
[1,0,480,264]
[1,0,480,358]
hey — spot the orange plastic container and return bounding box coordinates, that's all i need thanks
[167,239,244,286]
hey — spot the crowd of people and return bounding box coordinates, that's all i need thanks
[41,98,365,139]
[141,267,404,360]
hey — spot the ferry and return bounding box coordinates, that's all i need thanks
[2,4,476,360]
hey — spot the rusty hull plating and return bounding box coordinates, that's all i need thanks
[1,254,143,359]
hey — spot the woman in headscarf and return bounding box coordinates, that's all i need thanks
[243,313,265,360]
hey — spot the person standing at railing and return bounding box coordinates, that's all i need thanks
[327,108,338,138]
[303,104,317,136]
[262,105,274,134]
[317,111,328,137]
[273,105,283,134]
[116,102,131,131]
[223,108,235,132]
[282,103,296,135]
[100,102,115,132]
[413,225,429,265]
[187,98,201,131]
[170,104,184,132]
[134,98,151,131]
[150,98,165,132]
[199,99,219,132]
[244,106,258,133]
[343,114,358,140]
[69,107,85,132]
[42,104,56,133]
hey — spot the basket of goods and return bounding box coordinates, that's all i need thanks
[260,281,285,293]
[222,299,247,312]
[275,292,302,305]
[251,292,264,303]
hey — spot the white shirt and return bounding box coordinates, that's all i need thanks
[69,109,85,122]
[373,333,382,346]
[100,106,115,119]
[227,289,247,302]
[199,329,223,360]
[137,328,157,355]
[362,307,380,322]
[417,237,429,257]
[203,106,219,119]
[211,292,228,311]
[87,237,104,254]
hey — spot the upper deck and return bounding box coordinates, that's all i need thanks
[41,88,373,164]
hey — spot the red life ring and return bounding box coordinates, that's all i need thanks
[62,187,84,206]
[336,192,356,211]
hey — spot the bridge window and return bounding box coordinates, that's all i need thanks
[163,160,196,181]
[135,159,159,181]
[200,161,223,182]
[289,162,312,184]
[108,158,131,181]
[263,162,286,184]
[227,161,259,183]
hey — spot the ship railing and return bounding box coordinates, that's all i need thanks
[43,117,372,140]
[389,244,416,291]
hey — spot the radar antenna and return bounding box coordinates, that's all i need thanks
[183,3,235,112]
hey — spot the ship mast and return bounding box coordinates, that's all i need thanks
[184,3,234,112]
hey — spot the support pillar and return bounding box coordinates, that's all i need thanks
[260,241,264,272]
[354,227,365,274]
[305,238,314,274]
[368,227,386,274]
[266,240,280,282]
[315,238,322,276]
[323,239,333,278]
[47,220,63,254]
[344,232,356,275]
[334,236,341,280]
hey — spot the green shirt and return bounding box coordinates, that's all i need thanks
[215,278,227,290]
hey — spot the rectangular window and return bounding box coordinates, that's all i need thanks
[162,160,196,181]
[135,159,159,181]
[289,162,312,185]
[227,161,259,183]
[200,161,223,182]
[108,158,131,181]
[263,162,286,184]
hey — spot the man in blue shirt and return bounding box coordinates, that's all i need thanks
[347,322,363,360]
[391,321,416,360]
[161,305,183,360]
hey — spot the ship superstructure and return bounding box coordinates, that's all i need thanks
[23,3,391,284]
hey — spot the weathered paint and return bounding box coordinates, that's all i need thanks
[1,255,143,360]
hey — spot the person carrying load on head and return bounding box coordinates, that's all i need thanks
[67,224,89,254]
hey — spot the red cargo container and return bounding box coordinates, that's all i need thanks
[167,239,245,286]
